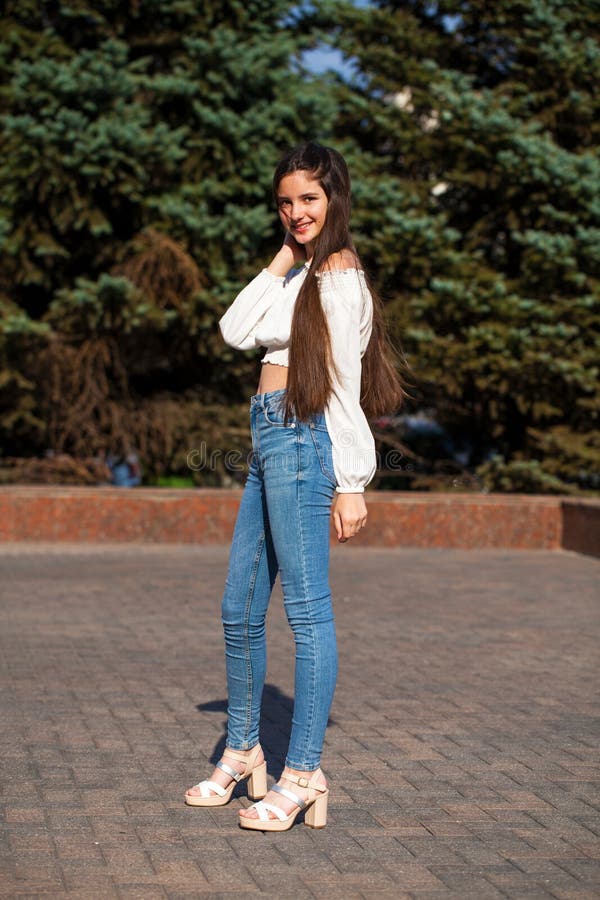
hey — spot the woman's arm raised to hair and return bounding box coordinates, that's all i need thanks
[218,268,286,350]
[219,235,306,350]
[267,233,306,277]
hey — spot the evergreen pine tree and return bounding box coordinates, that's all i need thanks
[0,1,334,477]
[321,0,600,492]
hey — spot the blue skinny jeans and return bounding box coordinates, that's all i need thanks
[221,388,338,771]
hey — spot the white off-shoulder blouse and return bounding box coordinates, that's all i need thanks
[218,262,377,493]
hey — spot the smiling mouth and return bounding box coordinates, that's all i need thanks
[292,222,312,233]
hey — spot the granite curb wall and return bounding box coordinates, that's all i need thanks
[1,487,598,555]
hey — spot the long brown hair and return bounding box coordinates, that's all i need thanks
[274,142,407,425]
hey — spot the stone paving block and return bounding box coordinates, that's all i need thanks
[59,858,113,890]
[150,858,208,885]
[8,828,54,853]
[574,817,600,838]
[3,807,47,826]
[10,858,66,892]
[427,869,507,897]
[200,862,259,890]
[53,835,104,861]
[548,858,600,885]
[549,892,600,900]
[101,847,155,877]
[0,544,599,898]
[171,893,259,900]
[118,887,167,899]
[484,865,559,894]
[44,891,116,900]
[252,873,317,896]
[377,861,449,890]
[308,878,365,900]
[574,841,600,858]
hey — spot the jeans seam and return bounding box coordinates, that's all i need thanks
[241,529,265,747]
[289,431,318,770]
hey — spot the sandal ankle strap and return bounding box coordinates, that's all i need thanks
[282,770,327,793]
[222,744,261,765]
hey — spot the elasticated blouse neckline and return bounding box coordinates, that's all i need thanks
[269,264,366,283]
[316,267,366,277]
[304,261,366,277]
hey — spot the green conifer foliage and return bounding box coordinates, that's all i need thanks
[0,1,332,475]
[323,0,599,492]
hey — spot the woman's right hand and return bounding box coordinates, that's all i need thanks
[283,231,307,266]
[267,232,306,277]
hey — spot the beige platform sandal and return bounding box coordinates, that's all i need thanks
[238,768,329,831]
[184,743,267,807]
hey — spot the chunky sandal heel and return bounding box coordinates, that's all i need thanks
[185,743,265,807]
[246,760,268,800]
[239,768,329,832]
[304,789,328,828]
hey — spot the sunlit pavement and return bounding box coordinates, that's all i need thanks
[1,543,598,898]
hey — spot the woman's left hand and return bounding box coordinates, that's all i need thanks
[331,493,368,543]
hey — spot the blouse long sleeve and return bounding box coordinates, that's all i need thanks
[320,271,377,493]
[218,269,285,350]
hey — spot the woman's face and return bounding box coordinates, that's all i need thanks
[276,170,328,248]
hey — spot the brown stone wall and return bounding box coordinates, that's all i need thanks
[0,486,583,551]
[561,499,600,558]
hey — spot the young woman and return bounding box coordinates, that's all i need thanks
[185,142,405,831]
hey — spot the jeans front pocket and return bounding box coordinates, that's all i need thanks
[262,394,297,428]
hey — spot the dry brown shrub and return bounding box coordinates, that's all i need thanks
[0,454,111,485]
[112,228,206,309]
[19,228,253,483]
[31,329,253,483]
[39,335,131,457]
[126,392,252,485]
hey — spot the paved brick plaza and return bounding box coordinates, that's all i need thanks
[0,543,599,898]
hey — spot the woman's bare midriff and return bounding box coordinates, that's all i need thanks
[257,362,288,394]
